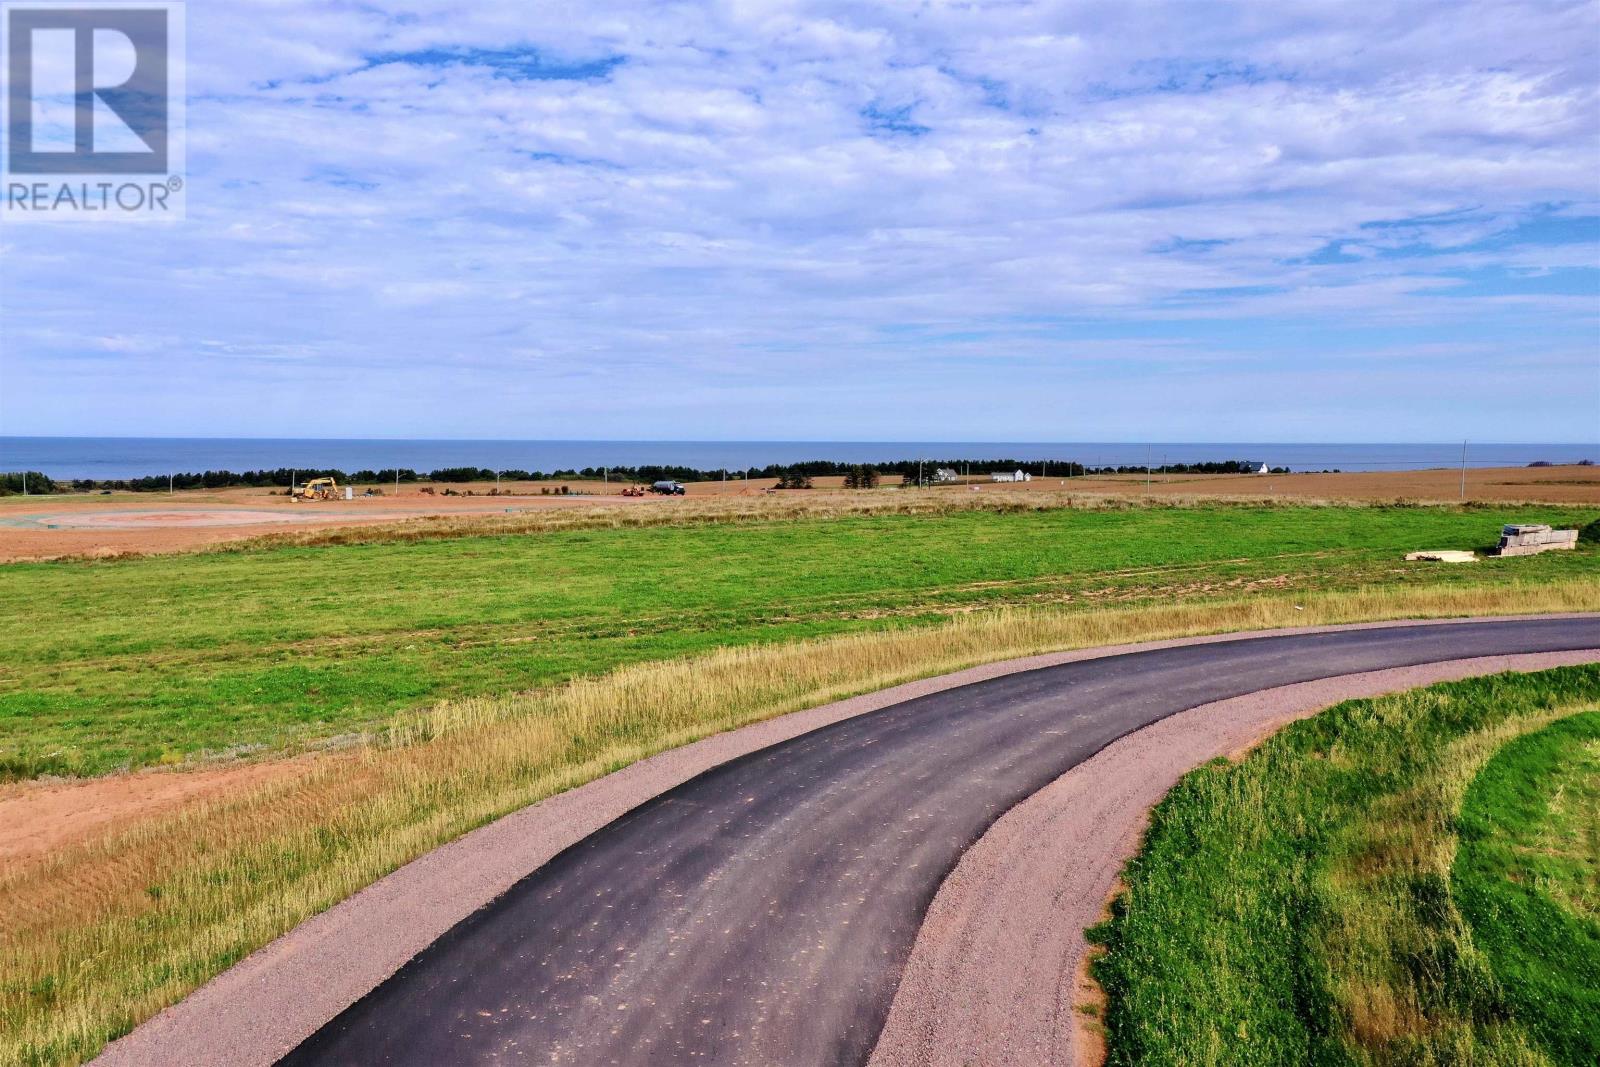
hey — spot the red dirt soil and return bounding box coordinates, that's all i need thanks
[0,759,321,866]
[0,487,654,561]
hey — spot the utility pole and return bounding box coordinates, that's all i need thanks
[20,471,26,496]
[168,472,173,495]
[395,467,400,495]
[496,469,502,491]
[1459,440,1467,500]
[1145,446,1151,493]
[918,458,924,488]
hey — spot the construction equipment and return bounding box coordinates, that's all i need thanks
[291,477,339,502]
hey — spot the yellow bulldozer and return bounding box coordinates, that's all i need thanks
[291,477,339,502]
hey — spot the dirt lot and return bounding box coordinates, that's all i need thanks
[1,466,1594,562]
[0,483,657,561]
[823,464,1600,504]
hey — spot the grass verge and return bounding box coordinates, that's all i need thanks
[4,501,1596,778]
[1,583,1596,1064]
[1089,666,1600,1066]
[1455,713,1600,1064]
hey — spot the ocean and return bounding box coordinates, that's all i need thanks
[2,438,1595,482]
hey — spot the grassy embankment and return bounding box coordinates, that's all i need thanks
[4,501,1597,779]
[1089,667,1600,1066]
[1455,713,1600,1064]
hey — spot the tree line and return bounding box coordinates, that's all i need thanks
[2,458,1283,495]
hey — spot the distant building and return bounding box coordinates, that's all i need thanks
[991,470,1032,483]
[1256,463,1270,474]
[932,468,960,483]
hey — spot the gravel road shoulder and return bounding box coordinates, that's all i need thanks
[94,616,1598,1066]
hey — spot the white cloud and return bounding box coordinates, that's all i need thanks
[1,0,1596,439]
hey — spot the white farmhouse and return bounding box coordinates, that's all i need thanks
[990,470,1032,483]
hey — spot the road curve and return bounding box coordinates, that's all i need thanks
[280,617,1600,1067]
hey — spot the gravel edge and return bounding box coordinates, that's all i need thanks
[864,647,1600,1067]
[93,615,1599,1067]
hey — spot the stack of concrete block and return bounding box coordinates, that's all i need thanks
[1495,524,1578,557]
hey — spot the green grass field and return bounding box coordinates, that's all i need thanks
[1456,713,1600,1064]
[1089,667,1600,1066]
[2,502,1596,778]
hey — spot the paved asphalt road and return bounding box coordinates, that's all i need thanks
[281,618,1598,1066]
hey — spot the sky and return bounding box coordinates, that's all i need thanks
[1,0,1597,442]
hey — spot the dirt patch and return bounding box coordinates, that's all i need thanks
[0,759,319,867]
[1222,711,1307,762]
[947,464,1600,504]
[689,466,1600,503]
[0,489,654,561]
[1071,878,1121,1067]
[24,509,346,529]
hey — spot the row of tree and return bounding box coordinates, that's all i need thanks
[0,471,54,495]
[2,458,1285,495]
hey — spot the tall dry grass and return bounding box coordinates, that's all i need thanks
[2,580,1597,1063]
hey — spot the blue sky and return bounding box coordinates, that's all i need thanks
[1,0,1597,442]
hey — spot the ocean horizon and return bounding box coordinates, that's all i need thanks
[3,437,1596,482]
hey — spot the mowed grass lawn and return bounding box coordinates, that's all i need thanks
[1455,713,1600,1063]
[3,503,1595,778]
[1090,667,1600,1066]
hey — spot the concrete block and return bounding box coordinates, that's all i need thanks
[1495,524,1577,556]
[1495,532,1577,557]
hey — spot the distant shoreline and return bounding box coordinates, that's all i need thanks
[2,438,1595,482]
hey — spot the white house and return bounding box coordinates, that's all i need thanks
[990,470,1032,483]
[1256,463,1270,474]
[932,468,961,483]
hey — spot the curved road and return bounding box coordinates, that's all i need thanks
[281,618,1599,1066]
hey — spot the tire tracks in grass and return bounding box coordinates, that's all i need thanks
[4,550,1365,686]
